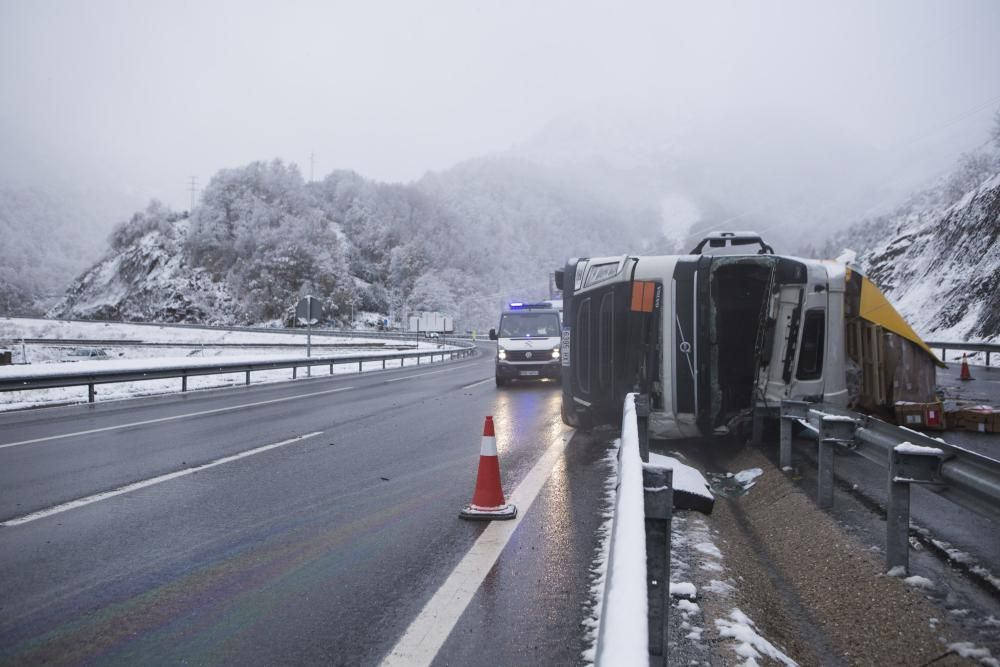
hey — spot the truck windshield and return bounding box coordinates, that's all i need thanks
[499,312,560,338]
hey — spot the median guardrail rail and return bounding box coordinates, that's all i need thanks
[774,399,1000,573]
[0,344,475,404]
[926,340,999,366]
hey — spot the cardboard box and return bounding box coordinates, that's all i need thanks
[956,406,1000,433]
[894,401,946,431]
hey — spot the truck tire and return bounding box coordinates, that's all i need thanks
[495,375,509,387]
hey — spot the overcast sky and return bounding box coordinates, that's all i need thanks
[2,0,999,213]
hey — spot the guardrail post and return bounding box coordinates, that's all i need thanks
[635,393,650,463]
[817,415,856,509]
[245,370,250,385]
[886,455,911,573]
[382,359,386,369]
[886,446,944,573]
[359,360,363,373]
[751,406,764,445]
[88,383,96,403]
[292,367,297,380]
[643,464,673,666]
[330,362,334,375]
[779,400,810,469]
[181,372,188,392]
[417,355,421,365]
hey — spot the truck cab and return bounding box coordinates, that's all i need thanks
[489,302,562,387]
[557,233,848,436]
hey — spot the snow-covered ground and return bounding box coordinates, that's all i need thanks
[0,317,419,347]
[0,318,455,411]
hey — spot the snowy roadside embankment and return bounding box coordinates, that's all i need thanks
[584,395,718,666]
[0,319,459,411]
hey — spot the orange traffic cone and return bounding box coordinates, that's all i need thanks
[960,353,973,381]
[460,416,517,520]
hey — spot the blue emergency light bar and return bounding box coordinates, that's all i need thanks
[508,301,552,310]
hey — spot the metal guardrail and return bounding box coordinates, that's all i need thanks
[771,399,1000,573]
[0,345,476,404]
[926,340,999,365]
[596,393,674,667]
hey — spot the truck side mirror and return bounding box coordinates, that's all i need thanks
[489,329,497,340]
[554,269,564,291]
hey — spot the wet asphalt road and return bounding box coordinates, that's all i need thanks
[0,345,609,666]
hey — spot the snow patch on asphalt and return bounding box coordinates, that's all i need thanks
[930,537,1000,593]
[948,642,999,667]
[715,609,799,667]
[706,468,764,496]
[904,575,935,590]
[734,468,764,488]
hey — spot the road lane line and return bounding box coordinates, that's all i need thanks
[460,378,494,390]
[0,387,353,450]
[1,431,324,527]
[384,364,475,383]
[379,428,573,667]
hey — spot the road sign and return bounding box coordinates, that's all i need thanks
[296,296,324,326]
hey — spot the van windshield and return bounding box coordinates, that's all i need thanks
[498,312,560,338]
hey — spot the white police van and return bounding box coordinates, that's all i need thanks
[489,301,562,387]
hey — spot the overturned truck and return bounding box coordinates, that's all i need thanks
[557,231,943,437]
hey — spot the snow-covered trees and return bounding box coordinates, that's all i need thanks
[185,160,357,322]
[49,154,664,329]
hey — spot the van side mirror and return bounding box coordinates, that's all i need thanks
[489,329,497,340]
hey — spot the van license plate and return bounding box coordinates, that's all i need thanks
[520,370,540,376]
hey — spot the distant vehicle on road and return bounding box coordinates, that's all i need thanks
[407,311,453,335]
[490,302,562,387]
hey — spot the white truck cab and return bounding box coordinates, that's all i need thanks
[489,302,562,387]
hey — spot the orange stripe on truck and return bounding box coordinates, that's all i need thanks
[631,281,655,313]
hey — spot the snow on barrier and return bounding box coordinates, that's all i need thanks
[596,393,715,667]
[597,394,654,666]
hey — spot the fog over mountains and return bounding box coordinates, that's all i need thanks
[4,110,998,338]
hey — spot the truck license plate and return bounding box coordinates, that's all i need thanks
[520,370,540,376]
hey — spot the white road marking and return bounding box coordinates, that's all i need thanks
[384,363,475,383]
[460,378,494,390]
[0,388,353,450]
[1,431,324,527]
[379,429,573,667]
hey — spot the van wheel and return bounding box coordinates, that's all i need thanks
[495,376,509,387]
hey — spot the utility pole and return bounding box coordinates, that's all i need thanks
[309,153,316,183]
[188,176,198,212]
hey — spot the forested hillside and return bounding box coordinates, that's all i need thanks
[49,158,662,329]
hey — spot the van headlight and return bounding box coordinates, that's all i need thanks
[551,347,560,359]
[498,347,507,360]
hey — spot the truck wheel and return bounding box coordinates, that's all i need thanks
[495,376,509,387]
